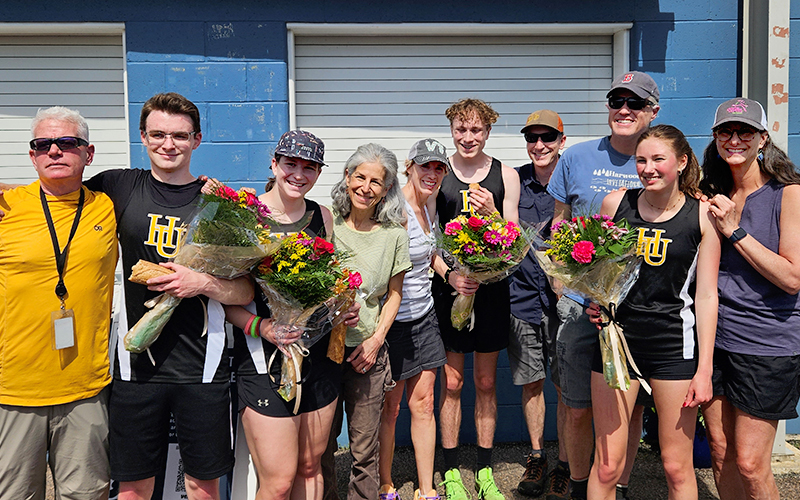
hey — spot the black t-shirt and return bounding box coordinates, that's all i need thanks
[85,169,229,384]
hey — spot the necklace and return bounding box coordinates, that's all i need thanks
[642,192,683,211]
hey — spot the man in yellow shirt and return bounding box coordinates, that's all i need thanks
[0,107,118,500]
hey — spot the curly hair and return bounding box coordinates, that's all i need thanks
[139,92,201,134]
[445,98,499,128]
[699,134,800,196]
[636,124,700,196]
[330,143,406,226]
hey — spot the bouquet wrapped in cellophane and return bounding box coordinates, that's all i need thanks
[124,183,281,355]
[254,231,363,413]
[533,214,646,392]
[438,212,533,330]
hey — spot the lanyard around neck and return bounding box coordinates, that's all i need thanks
[40,187,85,307]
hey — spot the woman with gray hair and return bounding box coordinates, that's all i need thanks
[322,143,412,500]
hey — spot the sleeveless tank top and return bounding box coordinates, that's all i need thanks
[396,200,436,322]
[717,179,800,356]
[234,198,328,376]
[614,189,702,360]
[437,157,505,221]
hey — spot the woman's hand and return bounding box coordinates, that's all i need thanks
[448,271,479,296]
[262,320,302,353]
[197,175,257,196]
[586,302,603,327]
[683,370,713,408]
[341,301,361,328]
[468,186,497,216]
[346,334,382,374]
[708,194,741,238]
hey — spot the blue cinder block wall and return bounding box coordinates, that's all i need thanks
[5,0,799,439]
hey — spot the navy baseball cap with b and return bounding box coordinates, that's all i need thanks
[607,71,660,104]
[274,130,326,166]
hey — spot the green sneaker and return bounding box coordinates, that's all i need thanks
[475,467,504,500]
[440,468,471,500]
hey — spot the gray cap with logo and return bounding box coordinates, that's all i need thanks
[407,138,451,169]
[712,97,768,131]
[607,71,660,104]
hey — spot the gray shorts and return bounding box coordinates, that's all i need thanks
[508,310,559,387]
[555,296,597,409]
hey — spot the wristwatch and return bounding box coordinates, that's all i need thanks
[729,227,748,244]
[444,268,453,284]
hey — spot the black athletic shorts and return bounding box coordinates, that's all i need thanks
[109,380,233,482]
[712,348,800,420]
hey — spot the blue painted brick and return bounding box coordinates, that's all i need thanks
[496,405,524,443]
[165,63,247,102]
[128,103,209,143]
[654,98,721,137]
[206,21,287,61]
[191,143,251,181]
[633,21,738,62]
[654,60,738,99]
[129,144,150,171]
[787,413,800,434]
[788,97,800,135]
[789,60,800,98]
[247,62,289,102]
[790,20,800,57]
[635,0,738,22]
[208,103,289,142]
[126,63,166,103]
[126,22,205,62]
[788,135,800,163]
[249,143,279,180]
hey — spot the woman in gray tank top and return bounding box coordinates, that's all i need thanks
[699,98,800,500]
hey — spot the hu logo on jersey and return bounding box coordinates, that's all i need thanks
[459,190,475,214]
[144,213,185,258]
[636,227,672,266]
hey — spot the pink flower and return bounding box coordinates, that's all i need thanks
[467,216,485,230]
[571,240,596,264]
[444,221,463,235]
[347,271,363,289]
[483,230,502,245]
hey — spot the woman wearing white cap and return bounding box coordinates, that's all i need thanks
[378,139,451,500]
[699,98,800,500]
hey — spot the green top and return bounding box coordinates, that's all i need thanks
[332,212,412,346]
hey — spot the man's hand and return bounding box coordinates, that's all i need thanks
[341,301,361,328]
[468,186,497,216]
[145,262,211,298]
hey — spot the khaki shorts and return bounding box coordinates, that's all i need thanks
[0,388,110,500]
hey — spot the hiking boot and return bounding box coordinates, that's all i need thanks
[440,469,470,500]
[545,462,570,500]
[414,489,441,500]
[475,467,504,500]
[380,485,401,500]
[518,452,547,497]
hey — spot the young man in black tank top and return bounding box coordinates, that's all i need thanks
[432,99,520,500]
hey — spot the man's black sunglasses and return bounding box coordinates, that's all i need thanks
[607,96,649,110]
[30,136,89,152]
[524,130,561,144]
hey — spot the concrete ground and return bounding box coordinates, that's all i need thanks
[330,439,800,500]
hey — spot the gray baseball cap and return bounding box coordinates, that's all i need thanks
[712,98,768,131]
[407,138,451,168]
[607,71,660,104]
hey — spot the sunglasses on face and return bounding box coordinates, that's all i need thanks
[714,126,758,142]
[29,136,89,152]
[607,96,649,110]
[524,130,561,144]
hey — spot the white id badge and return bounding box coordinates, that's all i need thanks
[52,309,76,350]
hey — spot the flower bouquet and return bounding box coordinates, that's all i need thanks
[254,231,362,413]
[533,214,645,392]
[438,213,533,330]
[124,183,281,355]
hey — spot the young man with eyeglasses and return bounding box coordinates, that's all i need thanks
[508,110,571,500]
[0,107,118,500]
[546,72,659,500]
[83,93,254,500]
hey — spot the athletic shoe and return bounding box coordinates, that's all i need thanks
[440,469,471,500]
[545,462,570,500]
[475,467,504,500]
[517,452,547,497]
[380,484,401,500]
[414,489,441,500]
[615,485,629,499]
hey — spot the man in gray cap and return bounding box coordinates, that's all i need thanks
[546,71,660,500]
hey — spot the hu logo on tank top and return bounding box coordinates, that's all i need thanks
[144,213,186,258]
[459,190,475,214]
[636,227,672,266]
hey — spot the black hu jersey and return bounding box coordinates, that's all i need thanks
[436,157,505,223]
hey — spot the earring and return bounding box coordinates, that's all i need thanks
[758,149,764,162]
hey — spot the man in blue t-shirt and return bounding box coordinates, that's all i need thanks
[546,71,660,500]
[508,110,569,499]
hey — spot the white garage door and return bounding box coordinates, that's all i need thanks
[291,26,628,204]
[0,32,128,185]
